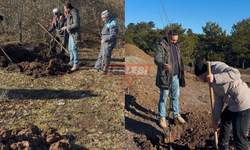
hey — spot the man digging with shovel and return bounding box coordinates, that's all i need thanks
[195,61,250,150]
[46,8,68,60]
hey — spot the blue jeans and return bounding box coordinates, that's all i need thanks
[158,75,180,119]
[68,35,78,65]
[94,43,113,71]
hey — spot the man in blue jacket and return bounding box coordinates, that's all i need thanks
[90,10,119,74]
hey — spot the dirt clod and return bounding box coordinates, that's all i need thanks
[49,139,73,150]
[0,123,73,150]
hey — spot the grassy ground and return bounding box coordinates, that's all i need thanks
[0,45,126,149]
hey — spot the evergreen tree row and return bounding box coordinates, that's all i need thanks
[125,18,250,68]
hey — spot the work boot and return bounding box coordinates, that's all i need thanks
[99,71,105,75]
[67,62,73,67]
[211,140,228,150]
[174,114,186,124]
[89,68,98,72]
[159,118,167,128]
[71,64,79,71]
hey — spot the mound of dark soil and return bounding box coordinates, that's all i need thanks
[0,43,71,78]
[0,122,73,150]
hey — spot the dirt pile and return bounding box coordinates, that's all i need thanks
[0,43,71,78]
[0,122,73,150]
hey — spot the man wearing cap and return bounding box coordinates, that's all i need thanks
[195,61,250,150]
[46,8,68,60]
[90,10,119,74]
[154,30,186,129]
[61,3,81,71]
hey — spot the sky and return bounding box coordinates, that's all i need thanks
[125,0,250,35]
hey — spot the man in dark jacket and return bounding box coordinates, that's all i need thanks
[154,30,186,128]
[46,8,68,60]
[61,3,81,71]
[90,10,119,74]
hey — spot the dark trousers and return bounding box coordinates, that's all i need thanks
[50,35,67,58]
[219,107,250,150]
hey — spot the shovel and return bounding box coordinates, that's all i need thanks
[38,22,69,54]
[0,46,20,72]
[207,61,218,149]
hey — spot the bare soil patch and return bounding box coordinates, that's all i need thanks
[0,43,71,78]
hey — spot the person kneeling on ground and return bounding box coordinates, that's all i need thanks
[195,61,250,150]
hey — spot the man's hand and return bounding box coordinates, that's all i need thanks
[60,16,65,21]
[44,32,48,35]
[101,39,105,44]
[61,27,67,30]
[163,64,171,70]
[212,122,219,131]
[207,74,214,83]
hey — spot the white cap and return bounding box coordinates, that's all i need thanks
[101,10,111,18]
[53,8,59,14]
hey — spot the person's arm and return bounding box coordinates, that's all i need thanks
[214,67,241,84]
[102,23,118,42]
[67,10,80,32]
[48,19,56,33]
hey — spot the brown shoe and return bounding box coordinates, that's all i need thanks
[174,114,186,124]
[89,68,98,72]
[159,118,167,128]
[71,64,79,71]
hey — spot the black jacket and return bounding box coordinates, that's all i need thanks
[154,37,185,89]
[48,13,67,38]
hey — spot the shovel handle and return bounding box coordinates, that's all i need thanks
[38,22,69,54]
[0,47,13,63]
[207,61,218,149]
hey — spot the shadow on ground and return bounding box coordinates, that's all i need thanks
[125,94,162,147]
[0,88,100,100]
